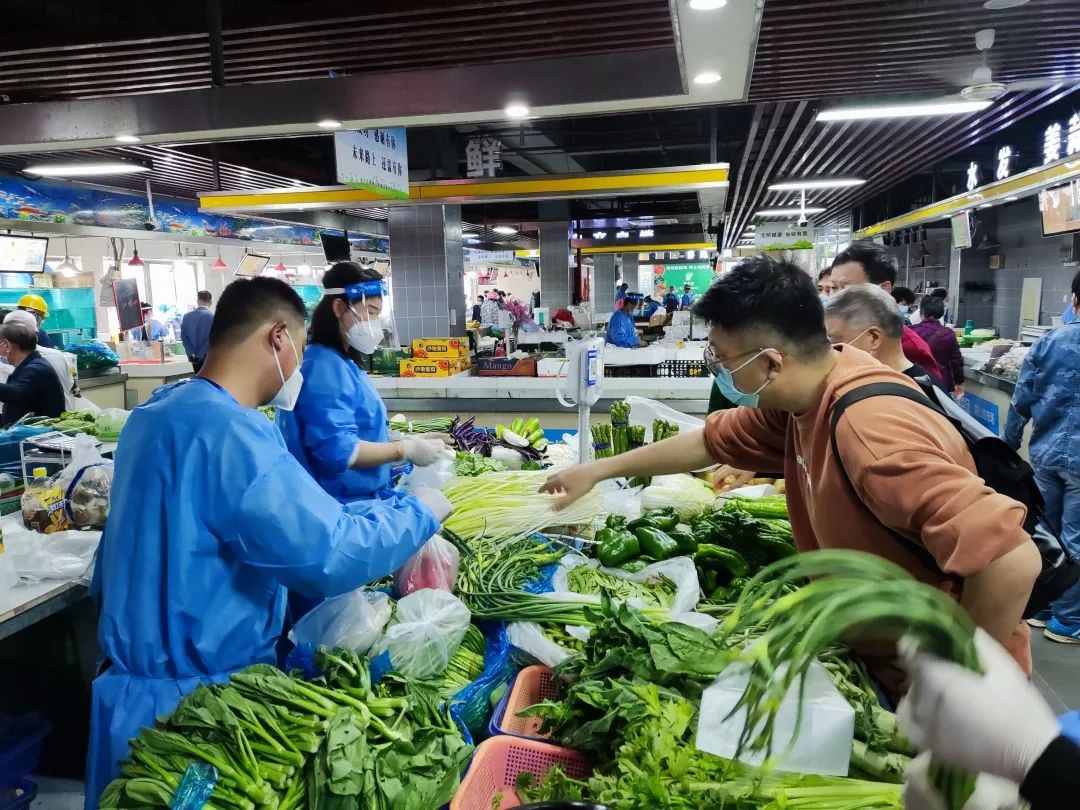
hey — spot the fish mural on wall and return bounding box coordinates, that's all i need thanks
[0,175,389,254]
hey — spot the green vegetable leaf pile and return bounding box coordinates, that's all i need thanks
[100,647,472,810]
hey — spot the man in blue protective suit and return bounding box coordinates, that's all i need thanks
[606,293,645,348]
[642,295,660,319]
[85,277,446,809]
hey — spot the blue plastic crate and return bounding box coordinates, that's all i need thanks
[0,717,50,793]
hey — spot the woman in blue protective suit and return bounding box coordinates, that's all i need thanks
[86,277,447,809]
[606,293,645,348]
[277,261,450,503]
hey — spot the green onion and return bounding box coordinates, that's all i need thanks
[717,549,978,810]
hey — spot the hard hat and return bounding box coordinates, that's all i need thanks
[17,294,47,317]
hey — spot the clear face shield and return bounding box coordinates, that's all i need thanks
[323,279,393,355]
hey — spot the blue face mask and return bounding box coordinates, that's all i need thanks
[709,348,773,408]
[819,294,830,306]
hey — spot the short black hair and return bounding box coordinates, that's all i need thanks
[930,287,948,300]
[311,261,382,356]
[817,268,831,282]
[920,295,946,320]
[1073,270,1080,300]
[832,241,898,286]
[209,277,305,348]
[891,286,916,306]
[693,254,830,360]
[0,321,36,352]
[197,290,212,305]
[619,282,629,289]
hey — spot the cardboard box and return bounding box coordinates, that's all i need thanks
[473,356,537,377]
[399,357,469,378]
[411,337,469,359]
[537,357,569,378]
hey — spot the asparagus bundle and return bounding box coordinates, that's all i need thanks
[590,423,613,459]
[627,425,646,451]
[610,400,630,455]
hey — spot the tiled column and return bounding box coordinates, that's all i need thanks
[388,205,466,346]
[620,253,638,292]
[637,255,656,296]
[593,253,616,315]
[538,219,572,308]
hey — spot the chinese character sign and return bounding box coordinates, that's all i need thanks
[966,161,980,192]
[334,128,409,199]
[1044,123,1063,165]
[1068,114,1080,157]
[465,136,503,178]
[996,146,1013,181]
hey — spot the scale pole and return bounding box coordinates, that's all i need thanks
[578,403,590,465]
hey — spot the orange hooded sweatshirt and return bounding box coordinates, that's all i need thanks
[703,345,1032,690]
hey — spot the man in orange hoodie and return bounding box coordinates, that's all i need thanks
[542,254,1039,692]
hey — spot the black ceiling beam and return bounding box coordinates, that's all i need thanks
[0,46,681,154]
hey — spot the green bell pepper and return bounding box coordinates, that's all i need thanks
[605,514,629,531]
[597,529,640,567]
[633,526,680,560]
[618,558,649,574]
[666,530,699,555]
[694,544,750,577]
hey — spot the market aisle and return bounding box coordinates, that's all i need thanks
[30,777,81,810]
[1032,634,1080,713]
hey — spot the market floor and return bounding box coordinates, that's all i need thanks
[1031,632,1080,713]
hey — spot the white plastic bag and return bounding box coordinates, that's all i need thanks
[399,452,455,491]
[2,518,101,584]
[507,621,573,668]
[56,434,113,529]
[509,554,713,664]
[288,589,391,655]
[553,553,702,616]
[696,659,854,776]
[394,534,460,595]
[372,589,471,679]
[625,396,705,440]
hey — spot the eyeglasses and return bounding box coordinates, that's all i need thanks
[703,345,759,377]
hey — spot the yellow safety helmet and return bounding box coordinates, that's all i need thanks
[17,294,47,317]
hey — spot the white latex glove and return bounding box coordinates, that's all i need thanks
[401,438,448,467]
[902,753,1022,810]
[412,486,453,523]
[898,629,1060,785]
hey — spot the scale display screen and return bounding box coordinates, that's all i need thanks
[0,234,48,273]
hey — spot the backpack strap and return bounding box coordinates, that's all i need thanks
[829,382,956,578]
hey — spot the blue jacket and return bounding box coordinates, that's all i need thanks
[681,292,694,309]
[643,301,660,319]
[36,328,53,349]
[1004,322,1080,477]
[606,309,639,348]
[0,350,65,426]
[1062,303,1076,326]
[86,377,437,808]
[180,306,213,361]
[278,343,391,501]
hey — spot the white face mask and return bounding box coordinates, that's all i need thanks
[269,331,303,411]
[345,303,382,354]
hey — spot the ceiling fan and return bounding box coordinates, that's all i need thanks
[953,28,1073,102]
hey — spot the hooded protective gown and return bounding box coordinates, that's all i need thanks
[86,378,438,809]
[277,343,391,502]
[605,308,639,348]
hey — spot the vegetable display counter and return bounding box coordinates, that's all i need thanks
[78,372,128,410]
[372,373,713,429]
[120,360,194,408]
[0,579,88,641]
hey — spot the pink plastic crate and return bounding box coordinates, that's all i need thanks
[491,665,557,740]
[450,735,591,810]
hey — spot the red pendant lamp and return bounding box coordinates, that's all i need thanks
[212,250,228,271]
[128,241,144,267]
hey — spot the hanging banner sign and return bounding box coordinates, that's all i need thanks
[753,222,815,248]
[334,128,409,199]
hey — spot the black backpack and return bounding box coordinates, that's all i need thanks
[830,381,1079,619]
